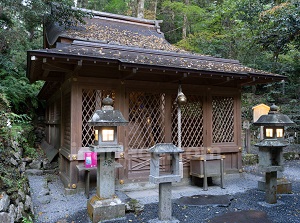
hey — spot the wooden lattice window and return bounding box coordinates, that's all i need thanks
[171,95,204,147]
[212,96,234,143]
[128,91,165,149]
[81,89,114,147]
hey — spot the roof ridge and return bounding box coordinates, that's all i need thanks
[70,40,242,65]
[72,7,162,26]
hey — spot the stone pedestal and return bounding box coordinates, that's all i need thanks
[87,196,125,223]
[87,147,125,223]
[97,152,116,198]
[159,182,172,221]
[149,181,180,223]
[265,171,277,204]
[258,178,292,194]
[256,146,289,204]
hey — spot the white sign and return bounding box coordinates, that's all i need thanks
[243,120,250,129]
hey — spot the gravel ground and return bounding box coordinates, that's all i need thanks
[28,160,300,223]
[28,173,90,223]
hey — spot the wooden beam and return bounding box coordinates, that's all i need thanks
[213,77,232,86]
[121,68,137,80]
[74,60,83,73]
[42,63,74,73]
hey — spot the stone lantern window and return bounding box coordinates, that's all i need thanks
[89,96,127,149]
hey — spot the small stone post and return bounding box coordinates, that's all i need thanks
[148,143,183,223]
[159,182,172,221]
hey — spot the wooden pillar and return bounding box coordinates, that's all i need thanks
[204,87,212,153]
[115,82,127,181]
[235,90,243,170]
[164,94,172,143]
[69,79,81,188]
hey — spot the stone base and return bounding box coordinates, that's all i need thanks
[87,195,125,223]
[258,178,292,194]
[64,188,77,195]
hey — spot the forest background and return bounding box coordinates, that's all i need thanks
[0,0,300,157]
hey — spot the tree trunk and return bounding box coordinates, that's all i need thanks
[77,0,88,8]
[137,0,145,18]
[153,0,158,19]
[182,0,189,39]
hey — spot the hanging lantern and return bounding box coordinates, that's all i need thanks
[176,85,187,106]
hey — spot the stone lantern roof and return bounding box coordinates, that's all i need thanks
[88,96,128,127]
[253,104,295,127]
[148,143,184,154]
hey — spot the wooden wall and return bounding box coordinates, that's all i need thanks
[45,77,242,189]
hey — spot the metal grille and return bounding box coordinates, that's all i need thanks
[81,89,114,147]
[212,96,234,143]
[171,95,204,147]
[128,91,165,149]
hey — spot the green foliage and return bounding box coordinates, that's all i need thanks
[0,0,89,115]
[158,0,205,43]
[85,0,129,15]
[256,2,300,60]
[0,96,37,198]
[168,0,300,113]
[22,217,33,223]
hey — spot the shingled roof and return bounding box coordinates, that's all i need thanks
[45,10,183,52]
[27,9,286,89]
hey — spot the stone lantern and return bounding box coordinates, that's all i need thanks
[254,104,295,204]
[148,143,184,222]
[87,96,128,223]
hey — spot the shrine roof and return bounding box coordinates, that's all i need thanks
[45,10,182,53]
[27,9,286,84]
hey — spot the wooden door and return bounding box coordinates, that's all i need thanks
[126,91,166,179]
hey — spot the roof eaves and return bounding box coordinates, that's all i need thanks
[27,48,249,79]
[27,45,286,82]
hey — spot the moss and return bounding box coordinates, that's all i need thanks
[283,152,300,161]
[242,154,258,165]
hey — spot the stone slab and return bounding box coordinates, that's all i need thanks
[258,178,292,194]
[25,169,43,176]
[125,189,158,199]
[40,140,58,162]
[174,195,231,207]
[258,200,284,207]
[209,210,272,223]
[148,217,180,223]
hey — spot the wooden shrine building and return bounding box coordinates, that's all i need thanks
[27,9,286,190]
